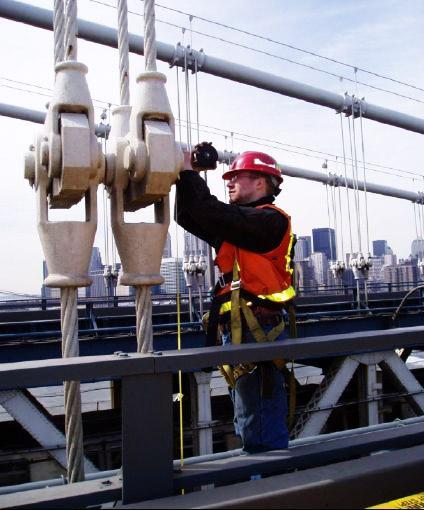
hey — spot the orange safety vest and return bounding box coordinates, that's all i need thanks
[214,204,296,309]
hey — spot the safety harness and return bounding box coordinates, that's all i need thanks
[205,259,295,389]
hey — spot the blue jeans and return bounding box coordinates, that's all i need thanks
[222,323,289,453]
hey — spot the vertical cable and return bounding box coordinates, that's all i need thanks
[358,103,371,253]
[64,0,78,60]
[117,0,130,105]
[53,0,65,65]
[143,0,157,72]
[339,114,354,255]
[347,116,362,252]
[325,184,334,261]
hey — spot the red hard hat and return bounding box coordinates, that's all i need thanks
[222,151,283,184]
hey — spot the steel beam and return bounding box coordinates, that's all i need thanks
[1,0,424,135]
[121,373,173,504]
[135,444,424,508]
[1,100,421,203]
[1,326,424,389]
[0,389,97,474]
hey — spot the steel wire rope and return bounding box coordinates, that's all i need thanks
[331,184,339,262]
[153,2,424,95]
[64,0,78,60]
[339,115,354,254]
[117,0,130,106]
[325,183,335,262]
[354,70,371,255]
[53,0,65,65]
[419,203,424,260]
[413,203,421,260]
[337,183,345,263]
[133,0,158,354]
[55,0,85,484]
[175,58,185,474]
[347,115,362,253]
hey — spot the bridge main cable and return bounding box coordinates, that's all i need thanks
[1,0,424,135]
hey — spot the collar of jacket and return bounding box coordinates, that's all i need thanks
[241,195,275,208]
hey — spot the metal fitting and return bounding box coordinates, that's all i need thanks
[171,43,205,73]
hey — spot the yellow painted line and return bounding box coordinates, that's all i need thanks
[369,491,424,508]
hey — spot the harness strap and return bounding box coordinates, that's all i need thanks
[230,261,242,345]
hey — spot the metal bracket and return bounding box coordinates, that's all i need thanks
[341,93,366,118]
[170,43,206,73]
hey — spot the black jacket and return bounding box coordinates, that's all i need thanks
[175,171,288,253]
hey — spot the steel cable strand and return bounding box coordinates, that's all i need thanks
[53,0,65,65]
[60,287,85,482]
[64,0,78,60]
[339,114,354,254]
[143,0,157,72]
[136,286,153,353]
[117,0,130,105]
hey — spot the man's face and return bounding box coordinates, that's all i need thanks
[226,172,262,204]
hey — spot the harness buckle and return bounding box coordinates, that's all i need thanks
[230,280,241,290]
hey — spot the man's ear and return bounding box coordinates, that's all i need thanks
[256,176,267,191]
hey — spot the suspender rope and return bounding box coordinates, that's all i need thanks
[64,0,78,60]
[133,0,157,353]
[117,0,130,106]
[53,0,65,65]
[61,287,85,483]
[58,0,85,483]
[339,114,354,255]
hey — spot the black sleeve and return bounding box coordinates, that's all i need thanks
[175,171,288,252]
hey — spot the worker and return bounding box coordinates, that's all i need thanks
[176,146,295,453]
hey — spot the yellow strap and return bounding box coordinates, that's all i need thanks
[241,299,285,343]
[220,364,237,388]
[230,260,242,345]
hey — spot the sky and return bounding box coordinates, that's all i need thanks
[0,0,424,295]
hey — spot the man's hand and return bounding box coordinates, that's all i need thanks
[183,150,195,171]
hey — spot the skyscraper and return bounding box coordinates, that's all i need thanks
[163,233,172,258]
[312,228,336,261]
[373,240,388,257]
[294,235,312,261]
[310,252,329,287]
[184,231,208,256]
[411,238,424,259]
[159,257,187,294]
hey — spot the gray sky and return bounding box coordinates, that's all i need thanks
[1,0,424,294]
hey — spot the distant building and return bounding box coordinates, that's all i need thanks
[310,252,329,287]
[163,233,172,258]
[373,240,388,257]
[384,254,397,267]
[184,232,208,256]
[294,235,312,261]
[312,228,336,261]
[411,238,424,259]
[159,257,187,295]
[294,260,316,290]
[368,256,385,291]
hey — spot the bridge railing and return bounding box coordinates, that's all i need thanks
[0,325,423,505]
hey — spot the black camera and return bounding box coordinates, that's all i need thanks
[191,142,219,170]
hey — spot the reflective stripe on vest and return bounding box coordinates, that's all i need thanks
[219,285,296,315]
